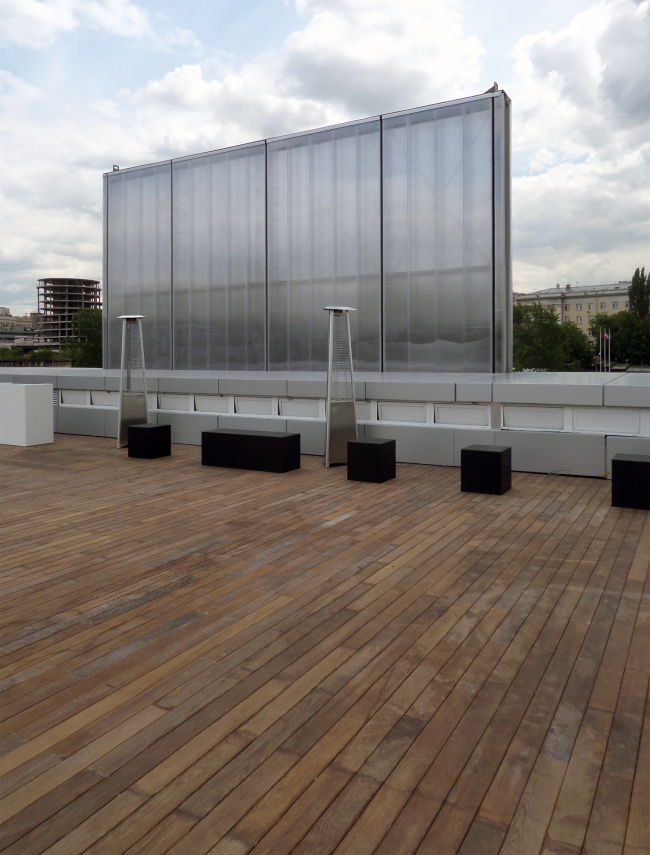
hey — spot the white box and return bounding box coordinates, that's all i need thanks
[0,383,54,446]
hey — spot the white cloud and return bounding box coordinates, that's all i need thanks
[509,0,650,290]
[0,0,648,315]
[0,0,199,50]
[1,0,489,314]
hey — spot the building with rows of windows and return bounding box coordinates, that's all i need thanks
[514,282,632,337]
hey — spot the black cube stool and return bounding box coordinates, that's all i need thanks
[127,423,171,459]
[202,429,300,473]
[347,438,396,483]
[461,445,511,495]
[612,454,650,510]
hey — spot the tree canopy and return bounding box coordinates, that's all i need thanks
[62,308,103,367]
[589,310,650,366]
[513,303,594,371]
[628,267,649,320]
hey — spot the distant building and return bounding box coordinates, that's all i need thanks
[515,282,632,337]
[37,278,101,350]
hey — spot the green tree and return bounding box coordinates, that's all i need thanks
[0,347,26,361]
[513,303,595,371]
[590,311,650,366]
[27,348,57,362]
[64,308,103,367]
[628,267,649,320]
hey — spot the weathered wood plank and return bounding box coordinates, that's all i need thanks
[0,435,645,855]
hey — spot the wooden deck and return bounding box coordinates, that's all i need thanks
[1,434,648,855]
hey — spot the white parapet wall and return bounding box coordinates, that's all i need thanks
[1,369,648,478]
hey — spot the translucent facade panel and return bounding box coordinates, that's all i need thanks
[383,99,494,372]
[172,144,266,370]
[268,120,381,371]
[106,164,172,369]
[493,94,512,372]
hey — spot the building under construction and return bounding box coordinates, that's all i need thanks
[37,278,101,350]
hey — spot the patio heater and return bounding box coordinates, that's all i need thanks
[324,306,357,467]
[116,315,148,448]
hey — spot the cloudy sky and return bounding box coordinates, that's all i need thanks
[1,0,648,314]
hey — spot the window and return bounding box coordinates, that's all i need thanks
[576,316,582,324]
[612,302,618,309]
[588,316,594,322]
[588,303,593,310]
[626,301,630,309]
[588,330,593,337]
[600,302,606,309]
[576,303,582,310]
[565,305,570,311]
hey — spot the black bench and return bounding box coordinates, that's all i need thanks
[612,454,650,510]
[202,429,300,473]
[128,423,171,459]
[348,438,396,483]
[461,445,512,495]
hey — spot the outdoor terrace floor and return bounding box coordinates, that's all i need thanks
[1,435,648,855]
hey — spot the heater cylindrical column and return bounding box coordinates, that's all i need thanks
[117,315,148,448]
[324,306,357,467]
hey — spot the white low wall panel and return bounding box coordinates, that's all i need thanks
[453,429,497,466]
[61,389,91,406]
[104,375,160,392]
[286,419,326,455]
[435,404,489,426]
[286,379,327,398]
[91,390,118,407]
[605,435,650,478]
[57,405,105,437]
[365,380,454,403]
[235,397,275,416]
[355,402,372,421]
[378,402,428,424]
[195,395,231,414]
[217,415,288,433]
[104,408,119,438]
[159,377,219,394]
[503,406,564,430]
[572,407,641,435]
[498,430,606,477]
[603,375,650,408]
[219,377,287,397]
[58,375,105,391]
[494,378,604,406]
[364,423,453,466]
[158,394,192,412]
[279,398,321,418]
[155,412,219,445]
[1,372,57,386]
[455,381,493,403]
[0,383,54,446]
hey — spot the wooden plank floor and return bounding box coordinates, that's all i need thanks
[1,434,648,855]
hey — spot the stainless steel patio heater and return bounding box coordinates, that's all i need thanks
[116,315,148,448]
[324,306,357,467]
